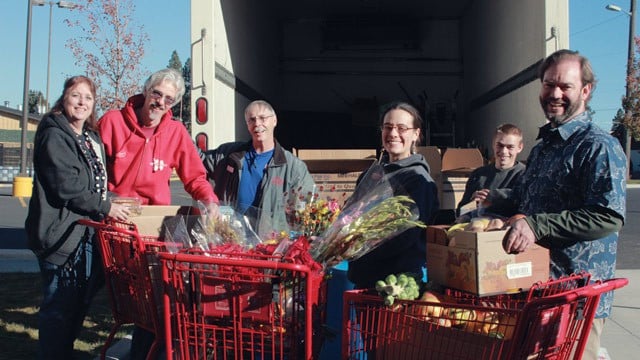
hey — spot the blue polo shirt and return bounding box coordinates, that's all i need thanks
[237,148,274,214]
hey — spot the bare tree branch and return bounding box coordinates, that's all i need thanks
[65,0,149,113]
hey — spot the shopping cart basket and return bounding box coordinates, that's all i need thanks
[342,275,628,360]
[159,251,326,360]
[79,219,171,360]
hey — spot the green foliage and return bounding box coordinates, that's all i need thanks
[168,50,182,71]
[166,52,191,130]
[181,58,192,131]
[622,36,640,141]
[28,90,45,114]
[611,109,626,148]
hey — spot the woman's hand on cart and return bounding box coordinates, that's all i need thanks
[108,202,131,221]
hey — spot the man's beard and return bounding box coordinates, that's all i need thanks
[541,97,583,127]
[148,103,164,121]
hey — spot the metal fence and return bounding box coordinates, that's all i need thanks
[0,143,34,183]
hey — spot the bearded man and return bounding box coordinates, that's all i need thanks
[502,49,627,360]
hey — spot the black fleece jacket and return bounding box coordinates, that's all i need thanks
[25,112,111,265]
[347,153,440,288]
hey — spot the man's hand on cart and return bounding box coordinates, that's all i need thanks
[204,201,221,221]
[502,217,536,254]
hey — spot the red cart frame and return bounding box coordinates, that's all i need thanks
[342,275,628,360]
[159,251,326,360]
[79,219,170,360]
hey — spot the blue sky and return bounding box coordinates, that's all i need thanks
[1,0,636,131]
[1,0,191,111]
[571,0,637,130]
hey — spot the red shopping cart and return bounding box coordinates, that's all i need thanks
[79,219,171,360]
[342,274,628,360]
[159,251,326,360]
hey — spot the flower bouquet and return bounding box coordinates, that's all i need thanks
[308,164,426,266]
[161,202,263,254]
[284,184,343,237]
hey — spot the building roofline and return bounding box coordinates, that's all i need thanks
[0,105,42,122]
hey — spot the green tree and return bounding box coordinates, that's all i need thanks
[28,90,46,114]
[611,108,626,148]
[622,36,640,141]
[168,50,182,71]
[165,51,191,130]
[181,58,192,131]
[167,51,184,123]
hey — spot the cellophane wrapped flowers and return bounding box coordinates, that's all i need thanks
[284,185,343,237]
[162,202,262,254]
[308,164,426,266]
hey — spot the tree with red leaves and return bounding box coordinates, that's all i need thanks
[65,0,149,112]
[622,36,640,142]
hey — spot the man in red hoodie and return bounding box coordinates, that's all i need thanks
[99,68,218,359]
[99,68,217,206]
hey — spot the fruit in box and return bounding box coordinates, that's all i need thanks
[447,308,477,328]
[414,291,446,320]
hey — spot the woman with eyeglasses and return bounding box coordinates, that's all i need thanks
[347,101,440,290]
[98,68,218,207]
[25,76,131,359]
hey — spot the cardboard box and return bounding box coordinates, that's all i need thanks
[296,149,377,205]
[296,148,376,160]
[438,148,484,210]
[440,169,474,210]
[427,227,549,296]
[416,146,443,205]
[303,159,374,174]
[426,224,450,245]
[310,172,360,204]
[441,148,484,172]
[131,205,193,236]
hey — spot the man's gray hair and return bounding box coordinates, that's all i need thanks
[143,68,186,101]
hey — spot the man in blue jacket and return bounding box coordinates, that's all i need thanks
[200,100,315,237]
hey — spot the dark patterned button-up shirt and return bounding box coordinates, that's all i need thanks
[518,112,626,317]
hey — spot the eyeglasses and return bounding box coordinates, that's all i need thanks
[380,124,416,134]
[246,114,274,123]
[148,89,177,106]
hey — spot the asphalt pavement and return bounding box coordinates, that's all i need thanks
[1,182,638,360]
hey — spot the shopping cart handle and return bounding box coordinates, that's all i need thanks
[578,278,629,297]
[78,218,108,229]
[528,277,630,306]
[77,219,140,238]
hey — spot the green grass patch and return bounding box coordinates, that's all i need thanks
[0,273,131,360]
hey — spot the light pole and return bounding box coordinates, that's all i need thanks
[15,0,44,196]
[606,1,636,177]
[19,0,43,175]
[34,0,78,111]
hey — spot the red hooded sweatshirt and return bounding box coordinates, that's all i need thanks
[98,94,217,205]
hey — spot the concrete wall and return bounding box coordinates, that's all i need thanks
[191,0,281,148]
[460,0,569,157]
